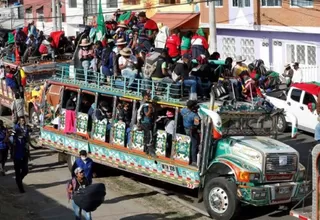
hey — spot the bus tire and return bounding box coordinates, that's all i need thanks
[204,177,239,220]
[29,106,39,126]
[277,114,287,133]
[67,155,77,173]
[0,104,3,116]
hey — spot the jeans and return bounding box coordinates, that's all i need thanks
[184,77,203,98]
[82,60,90,82]
[185,128,199,164]
[14,156,29,192]
[315,123,320,141]
[0,148,8,173]
[125,127,131,147]
[141,123,154,154]
[72,200,92,220]
[121,68,137,88]
[229,78,241,99]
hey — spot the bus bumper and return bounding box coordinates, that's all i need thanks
[238,181,310,206]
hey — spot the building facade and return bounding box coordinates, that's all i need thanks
[23,0,67,34]
[0,0,24,29]
[199,0,320,74]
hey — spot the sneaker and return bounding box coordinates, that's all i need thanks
[190,162,198,167]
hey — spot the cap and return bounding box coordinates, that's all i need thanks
[79,150,87,156]
[182,53,191,60]
[74,167,84,175]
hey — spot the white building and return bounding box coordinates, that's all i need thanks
[64,0,118,36]
[0,5,24,29]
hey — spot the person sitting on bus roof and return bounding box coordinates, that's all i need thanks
[5,66,19,94]
[151,49,170,82]
[78,39,94,83]
[118,48,138,89]
[39,38,55,60]
[64,93,77,134]
[93,41,103,75]
[165,29,181,60]
[181,100,200,167]
[191,28,208,59]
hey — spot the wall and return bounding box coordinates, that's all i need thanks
[0,6,24,29]
[254,0,320,27]
[199,0,228,24]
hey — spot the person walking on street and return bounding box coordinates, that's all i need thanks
[0,120,9,176]
[72,150,94,184]
[67,167,92,220]
[12,117,30,193]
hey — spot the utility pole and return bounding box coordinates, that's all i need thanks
[52,0,57,31]
[56,0,62,30]
[208,0,217,53]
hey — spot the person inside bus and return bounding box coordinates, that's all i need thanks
[181,100,200,167]
[139,90,155,156]
[105,107,113,143]
[156,109,175,158]
[64,93,77,134]
[118,102,132,147]
[93,101,108,121]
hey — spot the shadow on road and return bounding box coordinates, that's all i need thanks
[28,179,71,189]
[104,191,159,204]
[120,212,204,220]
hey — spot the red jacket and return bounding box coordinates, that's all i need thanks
[191,35,209,50]
[166,34,181,58]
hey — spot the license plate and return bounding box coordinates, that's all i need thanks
[279,156,287,166]
[279,187,290,194]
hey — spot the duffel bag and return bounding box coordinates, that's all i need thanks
[73,183,106,212]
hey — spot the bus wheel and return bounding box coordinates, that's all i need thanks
[204,177,239,220]
[67,155,76,172]
[277,114,287,133]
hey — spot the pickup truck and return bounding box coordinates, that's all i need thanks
[265,83,318,133]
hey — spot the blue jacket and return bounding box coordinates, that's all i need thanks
[72,157,94,184]
[0,128,7,150]
[181,108,200,129]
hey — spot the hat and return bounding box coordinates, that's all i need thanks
[182,53,191,60]
[79,39,91,46]
[120,48,132,57]
[42,40,50,46]
[79,150,87,156]
[115,39,127,46]
[74,167,84,175]
[117,22,128,29]
[293,62,299,66]
[284,64,291,68]
[166,110,174,118]
[235,55,246,63]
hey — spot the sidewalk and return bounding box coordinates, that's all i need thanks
[0,149,206,220]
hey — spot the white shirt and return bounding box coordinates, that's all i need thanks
[291,68,303,83]
[165,120,175,135]
[118,55,137,73]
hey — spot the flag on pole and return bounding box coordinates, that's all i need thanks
[117,11,133,25]
[95,0,105,42]
[20,69,27,86]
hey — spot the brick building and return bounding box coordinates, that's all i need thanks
[23,0,66,34]
[198,0,320,72]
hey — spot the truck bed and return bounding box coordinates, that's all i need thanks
[290,206,312,220]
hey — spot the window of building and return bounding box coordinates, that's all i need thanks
[124,0,141,4]
[206,0,223,6]
[69,0,77,8]
[261,0,281,6]
[291,0,313,7]
[62,13,66,22]
[240,38,255,63]
[107,0,118,7]
[286,43,316,65]
[232,0,250,7]
[221,37,236,60]
[25,7,33,21]
[36,7,44,22]
[159,0,180,4]
[291,89,302,103]
[86,0,97,14]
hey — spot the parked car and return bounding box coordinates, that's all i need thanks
[265,82,319,133]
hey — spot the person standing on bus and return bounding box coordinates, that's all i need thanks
[11,92,24,125]
[0,120,9,176]
[64,93,77,134]
[181,100,200,167]
[139,91,155,156]
[164,110,175,158]
[72,150,94,184]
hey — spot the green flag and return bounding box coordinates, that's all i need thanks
[7,32,15,44]
[95,0,105,42]
[117,11,132,23]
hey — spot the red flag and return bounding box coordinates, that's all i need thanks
[50,31,64,48]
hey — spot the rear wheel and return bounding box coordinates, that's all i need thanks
[276,114,287,133]
[204,177,239,220]
[29,106,40,127]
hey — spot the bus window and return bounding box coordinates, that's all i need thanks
[62,90,77,109]
[79,92,95,114]
[76,91,95,135]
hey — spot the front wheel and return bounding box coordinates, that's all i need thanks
[204,177,239,220]
[276,114,287,133]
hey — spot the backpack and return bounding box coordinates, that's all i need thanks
[66,178,77,200]
[143,51,161,79]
